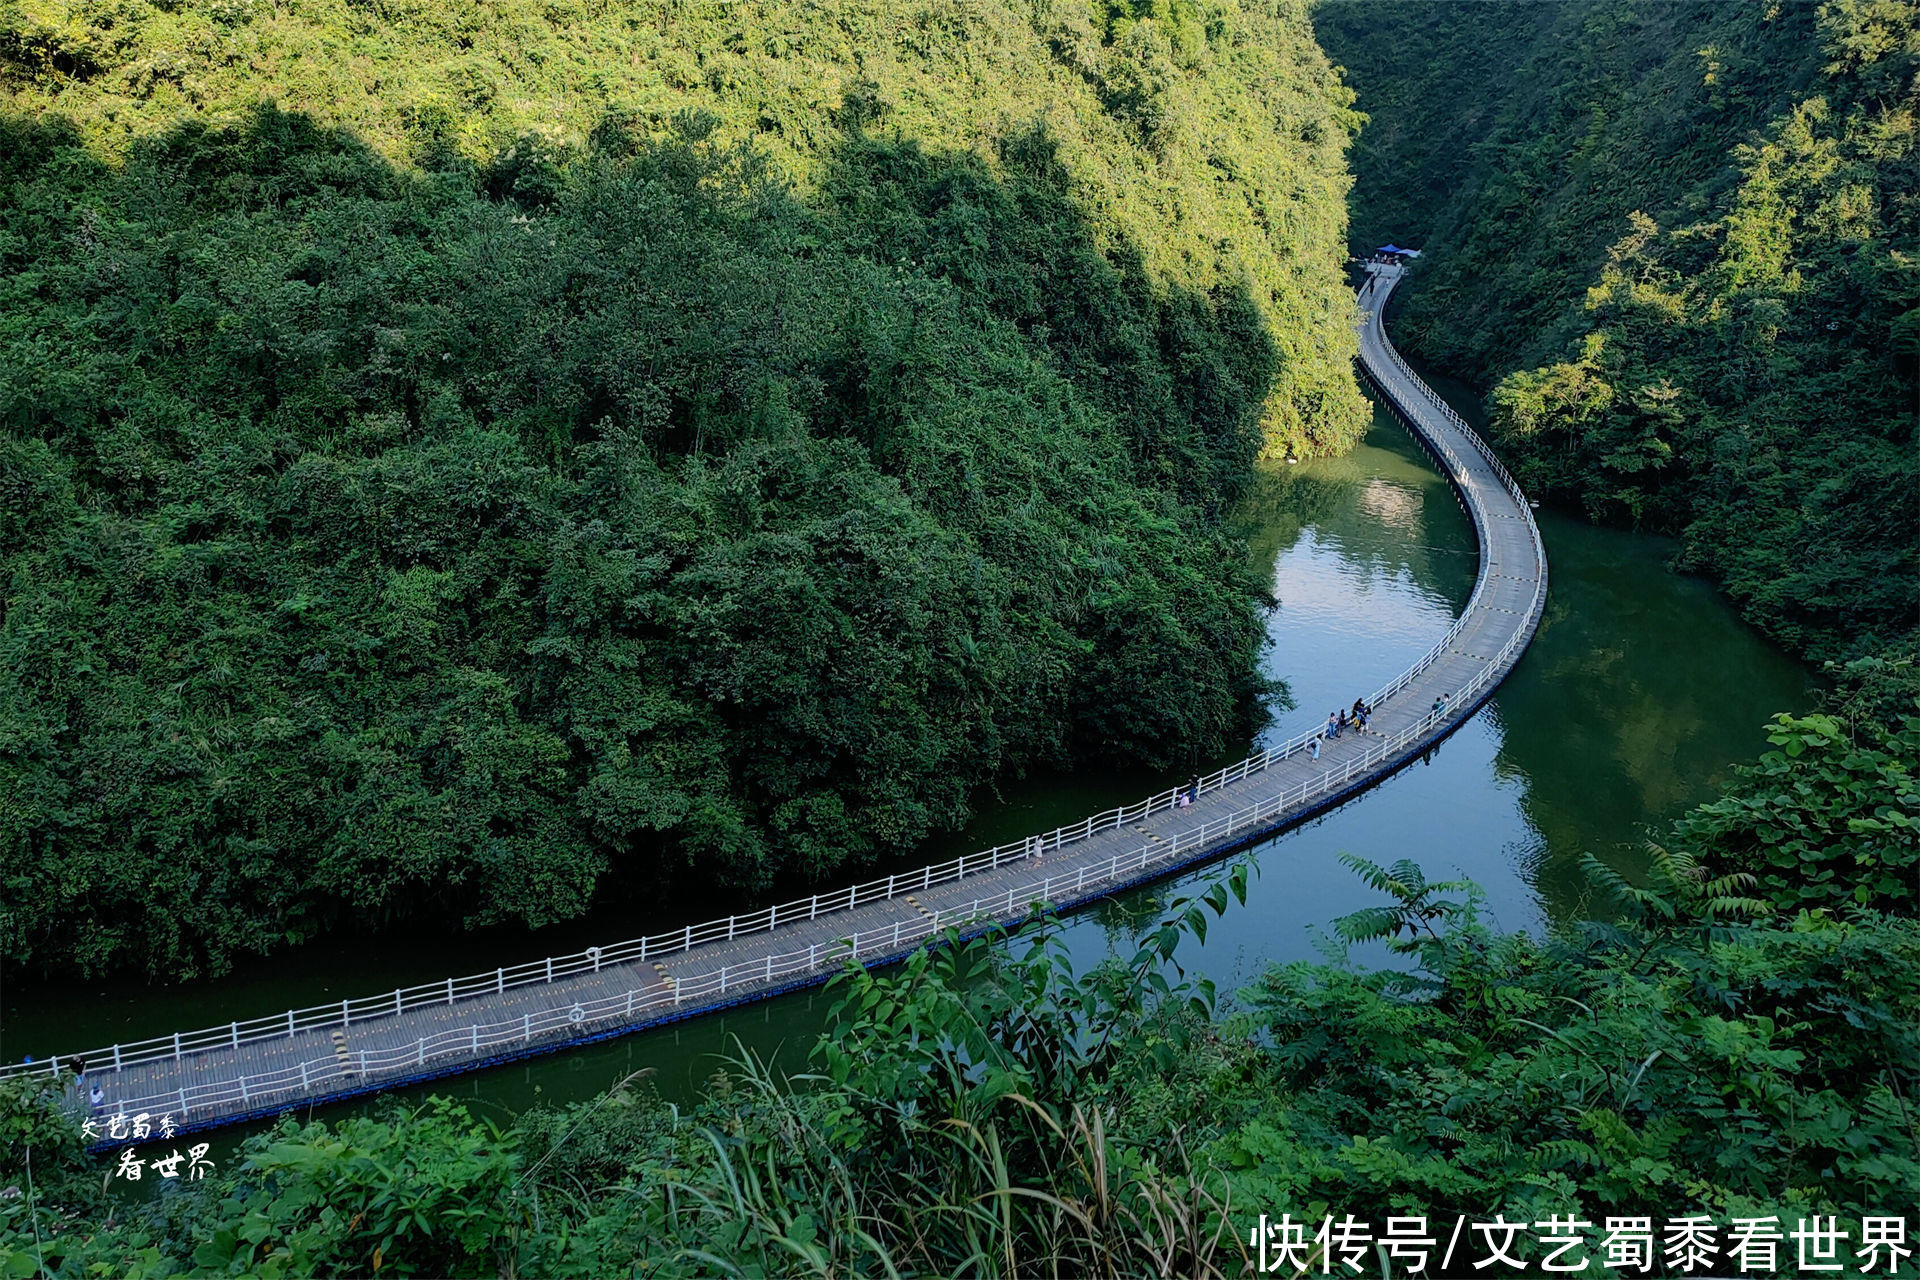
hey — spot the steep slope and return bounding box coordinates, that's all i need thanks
[0,0,1370,979]
[1,0,1369,457]
[1316,0,1920,662]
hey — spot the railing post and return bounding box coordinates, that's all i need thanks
[640,936,649,962]
[173,1032,181,1062]
[683,924,692,952]
[178,1086,187,1115]
[287,1010,296,1038]
[342,1000,350,1028]
[472,1024,480,1052]
[886,874,895,898]
[393,989,403,1015]
[112,1044,122,1071]
[416,1039,424,1066]
[496,968,504,994]
[922,864,932,889]
[809,942,819,968]
[447,978,455,1005]
[543,959,553,984]
[523,1014,531,1042]
[230,1021,239,1049]
[809,894,819,920]
[727,915,736,941]
[300,1062,309,1091]
[765,955,772,981]
[892,921,901,946]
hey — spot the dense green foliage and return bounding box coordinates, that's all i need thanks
[1678,707,1919,917]
[6,693,1918,1276]
[1316,0,1920,662]
[9,5,1919,1272]
[0,0,1369,456]
[0,0,1372,979]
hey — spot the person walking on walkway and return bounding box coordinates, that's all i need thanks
[1326,711,1339,739]
[1336,709,1348,738]
[1309,736,1321,760]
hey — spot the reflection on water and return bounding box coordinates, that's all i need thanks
[1233,413,1475,748]
[389,402,1810,1124]
[1494,514,1815,919]
[1051,404,1815,989]
[12,399,1816,1146]
[1358,476,1424,535]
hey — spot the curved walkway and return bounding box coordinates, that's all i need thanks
[6,266,1548,1138]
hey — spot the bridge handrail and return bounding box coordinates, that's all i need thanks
[74,647,1541,1125]
[1360,272,1546,587]
[5,268,1546,1093]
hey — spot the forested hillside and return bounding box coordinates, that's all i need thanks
[0,0,1369,979]
[1316,0,1920,663]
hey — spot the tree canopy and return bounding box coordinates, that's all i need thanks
[0,1,1370,978]
[1317,0,1920,663]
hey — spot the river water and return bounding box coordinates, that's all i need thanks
[6,389,1814,1145]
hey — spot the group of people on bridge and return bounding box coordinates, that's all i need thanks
[1326,697,1374,743]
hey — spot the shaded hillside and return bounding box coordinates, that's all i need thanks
[0,0,1368,979]
[1,0,1370,456]
[1316,0,1919,663]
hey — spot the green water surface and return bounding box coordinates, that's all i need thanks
[6,395,1815,1153]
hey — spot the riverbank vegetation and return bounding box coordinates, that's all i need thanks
[1316,0,1920,664]
[4,681,1916,1275]
[7,4,1920,1272]
[0,0,1370,980]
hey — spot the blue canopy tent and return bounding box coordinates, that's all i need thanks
[1376,244,1421,257]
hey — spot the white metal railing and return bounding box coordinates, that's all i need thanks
[1359,270,1547,574]
[12,267,1547,1118]
[62,666,1538,1127]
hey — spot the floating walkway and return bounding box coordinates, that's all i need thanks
[4,266,1547,1137]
